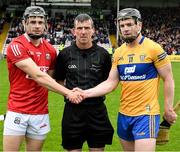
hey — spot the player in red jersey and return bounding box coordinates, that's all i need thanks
[3,6,83,151]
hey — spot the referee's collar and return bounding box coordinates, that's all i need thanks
[73,41,97,52]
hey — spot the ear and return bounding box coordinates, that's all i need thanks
[92,28,95,38]
[139,22,142,29]
[44,19,48,32]
[22,20,26,32]
[92,27,95,35]
[137,22,142,33]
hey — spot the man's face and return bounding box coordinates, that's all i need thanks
[119,18,142,43]
[24,16,46,36]
[73,19,94,45]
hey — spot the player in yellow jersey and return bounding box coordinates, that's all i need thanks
[73,8,177,151]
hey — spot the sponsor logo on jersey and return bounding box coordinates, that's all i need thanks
[124,65,136,75]
[26,66,49,79]
[36,52,42,55]
[68,65,77,69]
[121,65,147,81]
[39,66,49,72]
[120,74,146,81]
[119,63,157,81]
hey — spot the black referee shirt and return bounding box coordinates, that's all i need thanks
[53,42,112,104]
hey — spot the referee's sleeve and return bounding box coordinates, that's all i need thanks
[53,51,66,81]
[103,51,112,80]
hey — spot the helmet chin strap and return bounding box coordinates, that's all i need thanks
[28,33,44,40]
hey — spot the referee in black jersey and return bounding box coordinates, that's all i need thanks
[53,14,114,151]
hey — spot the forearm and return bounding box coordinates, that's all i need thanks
[157,64,177,124]
[163,77,174,111]
[85,79,118,98]
[15,59,71,96]
[163,76,177,124]
[35,73,84,104]
[34,73,70,96]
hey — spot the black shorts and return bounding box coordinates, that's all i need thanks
[61,102,114,150]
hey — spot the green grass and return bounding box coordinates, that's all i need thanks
[0,59,180,151]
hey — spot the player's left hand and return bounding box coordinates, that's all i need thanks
[163,108,177,125]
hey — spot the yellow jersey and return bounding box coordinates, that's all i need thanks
[112,36,170,116]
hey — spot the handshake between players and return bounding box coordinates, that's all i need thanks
[67,87,91,104]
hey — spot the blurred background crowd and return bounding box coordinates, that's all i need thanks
[0,0,180,56]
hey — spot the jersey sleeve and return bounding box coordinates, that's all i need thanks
[53,51,66,81]
[112,47,120,69]
[102,49,112,80]
[49,48,57,70]
[151,43,170,69]
[7,42,30,64]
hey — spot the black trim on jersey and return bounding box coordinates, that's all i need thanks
[158,52,167,61]
[53,42,112,105]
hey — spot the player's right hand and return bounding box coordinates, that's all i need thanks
[66,90,84,104]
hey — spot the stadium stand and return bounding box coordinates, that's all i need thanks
[0,1,179,57]
[2,14,112,56]
[114,7,180,55]
[141,7,180,55]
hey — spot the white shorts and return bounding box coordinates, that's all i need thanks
[3,111,51,140]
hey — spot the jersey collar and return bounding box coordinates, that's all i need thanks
[24,33,43,44]
[138,36,145,45]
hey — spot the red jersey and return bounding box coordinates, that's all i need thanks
[6,34,57,114]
